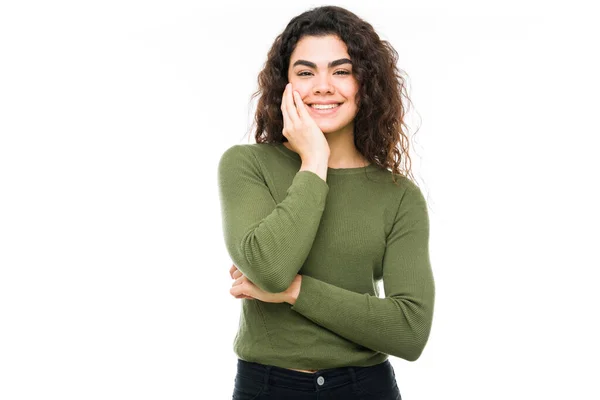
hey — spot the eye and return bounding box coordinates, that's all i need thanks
[297,70,351,76]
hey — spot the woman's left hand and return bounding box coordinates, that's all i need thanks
[229,264,291,304]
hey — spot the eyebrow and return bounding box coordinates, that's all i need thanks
[292,58,353,69]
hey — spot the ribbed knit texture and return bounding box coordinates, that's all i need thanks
[217,142,435,370]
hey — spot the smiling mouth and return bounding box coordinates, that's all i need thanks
[308,103,342,109]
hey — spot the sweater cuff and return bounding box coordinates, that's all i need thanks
[290,274,326,314]
[292,170,329,210]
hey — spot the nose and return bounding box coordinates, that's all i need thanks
[312,73,335,95]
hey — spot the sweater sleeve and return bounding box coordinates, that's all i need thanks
[217,144,329,293]
[290,183,434,362]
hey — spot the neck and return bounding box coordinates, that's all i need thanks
[323,128,369,168]
[282,125,370,168]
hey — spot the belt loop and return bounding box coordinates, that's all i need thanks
[348,366,357,383]
[263,365,271,394]
[348,366,361,393]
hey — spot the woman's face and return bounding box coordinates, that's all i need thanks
[287,35,359,136]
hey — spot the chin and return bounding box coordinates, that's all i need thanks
[316,122,350,134]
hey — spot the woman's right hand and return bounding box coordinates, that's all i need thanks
[281,83,330,162]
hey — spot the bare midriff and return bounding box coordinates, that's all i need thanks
[288,368,318,374]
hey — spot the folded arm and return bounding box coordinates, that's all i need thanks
[289,184,435,361]
[217,145,329,293]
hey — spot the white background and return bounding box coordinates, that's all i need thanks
[1,1,599,399]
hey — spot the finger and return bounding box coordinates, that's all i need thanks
[285,83,301,126]
[230,285,251,298]
[232,269,243,280]
[229,264,237,279]
[281,84,293,134]
[231,276,244,287]
[293,90,310,120]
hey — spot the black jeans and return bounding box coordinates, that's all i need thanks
[232,358,402,399]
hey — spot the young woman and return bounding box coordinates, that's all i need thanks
[218,5,435,399]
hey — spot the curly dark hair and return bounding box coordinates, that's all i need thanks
[247,5,419,185]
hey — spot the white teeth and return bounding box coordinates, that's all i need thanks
[310,103,340,110]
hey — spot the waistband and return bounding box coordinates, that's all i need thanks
[236,358,391,392]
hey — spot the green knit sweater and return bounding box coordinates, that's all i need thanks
[217,142,435,370]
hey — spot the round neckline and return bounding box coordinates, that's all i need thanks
[275,142,379,175]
